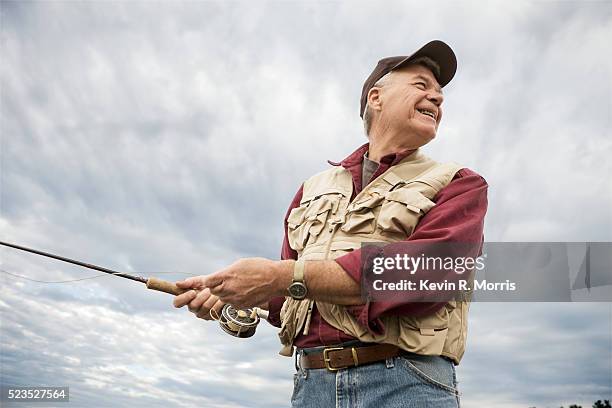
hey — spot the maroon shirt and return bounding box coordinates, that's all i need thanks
[267,143,488,348]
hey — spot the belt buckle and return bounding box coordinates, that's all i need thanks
[323,346,359,371]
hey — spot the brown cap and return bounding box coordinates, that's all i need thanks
[360,40,457,118]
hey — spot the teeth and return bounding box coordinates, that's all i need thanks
[418,109,435,119]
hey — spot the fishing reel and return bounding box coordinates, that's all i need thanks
[210,304,269,338]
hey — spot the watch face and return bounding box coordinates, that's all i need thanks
[288,282,307,299]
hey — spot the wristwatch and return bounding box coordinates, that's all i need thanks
[288,259,308,300]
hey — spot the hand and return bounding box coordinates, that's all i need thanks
[173,277,225,320]
[202,258,291,309]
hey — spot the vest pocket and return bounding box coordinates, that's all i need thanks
[395,306,451,356]
[287,206,309,250]
[341,194,384,234]
[377,189,436,236]
[287,194,342,250]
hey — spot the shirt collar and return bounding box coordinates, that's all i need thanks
[327,142,417,169]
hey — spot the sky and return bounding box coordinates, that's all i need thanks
[1,1,611,407]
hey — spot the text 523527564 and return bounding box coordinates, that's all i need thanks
[1,386,69,402]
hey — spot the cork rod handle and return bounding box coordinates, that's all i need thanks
[146,277,189,296]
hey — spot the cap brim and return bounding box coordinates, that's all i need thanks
[393,40,457,87]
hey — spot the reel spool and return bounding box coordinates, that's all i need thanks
[211,304,266,338]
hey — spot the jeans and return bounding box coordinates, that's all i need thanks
[291,344,461,408]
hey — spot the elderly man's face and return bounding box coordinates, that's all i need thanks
[373,64,444,146]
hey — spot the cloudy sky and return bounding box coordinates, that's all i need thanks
[1,1,611,407]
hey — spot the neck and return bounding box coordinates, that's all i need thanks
[367,125,420,162]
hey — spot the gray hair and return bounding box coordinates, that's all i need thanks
[362,56,441,136]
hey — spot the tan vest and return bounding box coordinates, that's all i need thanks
[278,149,469,364]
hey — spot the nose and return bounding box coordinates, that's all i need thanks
[427,90,444,106]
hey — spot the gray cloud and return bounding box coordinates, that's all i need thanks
[1,1,611,407]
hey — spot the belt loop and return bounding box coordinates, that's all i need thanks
[385,357,395,369]
[295,350,309,379]
[294,350,300,372]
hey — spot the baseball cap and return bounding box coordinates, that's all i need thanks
[360,40,457,118]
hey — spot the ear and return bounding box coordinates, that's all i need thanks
[367,87,383,112]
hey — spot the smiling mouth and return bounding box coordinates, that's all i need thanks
[417,108,436,121]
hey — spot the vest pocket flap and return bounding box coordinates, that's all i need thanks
[301,188,348,204]
[382,171,405,188]
[287,197,334,229]
[350,193,384,211]
[286,205,312,250]
[377,191,434,236]
[341,194,382,234]
[341,211,376,234]
[330,241,362,252]
[419,328,436,336]
[385,189,436,214]
[287,206,307,228]
[400,307,450,334]
[304,197,334,220]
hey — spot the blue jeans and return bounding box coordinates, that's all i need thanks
[291,344,461,408]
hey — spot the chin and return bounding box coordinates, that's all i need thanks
[412,124,436,140]
[418,129,436,143]
[417,134,436,149]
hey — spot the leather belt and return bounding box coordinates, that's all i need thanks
[300,343,403,371]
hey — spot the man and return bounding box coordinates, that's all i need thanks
[173,40,488,408]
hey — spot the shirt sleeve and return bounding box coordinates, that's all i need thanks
[334,168,488,335]
[266,184,304,328]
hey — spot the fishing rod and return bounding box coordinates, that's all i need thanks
[0,240,266,338]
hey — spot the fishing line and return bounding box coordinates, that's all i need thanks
[0,268,198,284]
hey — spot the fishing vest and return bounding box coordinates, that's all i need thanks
[278,149,470,364]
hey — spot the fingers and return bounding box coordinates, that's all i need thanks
[183,288,226,320]
[176,276,205,289]
[201,292,219,312]
[173,272,227,317]
[176,274,224,292]
[187,288,212,313]
[210,300,225,318]
[173,290,197,308]
[196,298,225,321]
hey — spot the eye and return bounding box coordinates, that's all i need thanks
[414,82,427,90]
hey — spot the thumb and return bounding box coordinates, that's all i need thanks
[175,276,205,289]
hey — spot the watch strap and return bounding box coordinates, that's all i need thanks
[294,258,305,283]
